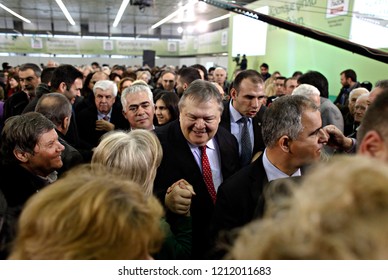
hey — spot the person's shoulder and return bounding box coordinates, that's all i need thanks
[155,120,179,140]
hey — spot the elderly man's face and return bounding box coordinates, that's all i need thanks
[354,96,368,123]
[123,91,154,130]
[95,88,116,115]
[214,69,226,86]
[179,97,221,146]
[348,92,363,114]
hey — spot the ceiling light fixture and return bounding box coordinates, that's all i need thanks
[55,0,76,26]
[207,13,230,24]
[151,0,197,30]
[113,0,130,27]
[0,3,31,23]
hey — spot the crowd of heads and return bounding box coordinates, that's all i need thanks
[1,59,388,261]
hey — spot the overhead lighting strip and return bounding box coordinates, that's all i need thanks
[113,0,130,27]
[55,0,76,26]
[0,3,31,23]
[151,0,197,30]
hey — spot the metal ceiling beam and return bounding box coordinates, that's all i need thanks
[199,0,388,64]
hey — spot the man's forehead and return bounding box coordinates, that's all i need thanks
[96,88,113,95]
[126,92,151,103]
[19,69,37,77]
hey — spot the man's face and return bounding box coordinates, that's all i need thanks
[275,79,285,96]
[285,79,298,95]
[354,96,368,123]
[340,73,350,87]
[64,78,82,104]
[179,97,221,146]
[155,99,172,125]
[162,73,176,91]
[176,75,185,96]
[19,69,41,97]
[348,92,363,114]
[123,91,154,130]
[214,69,226,86]
[260,67,268,76]
[231,78,264,118]
[95,88,116,115]
[289,110,327,167]
[27,129,64,177]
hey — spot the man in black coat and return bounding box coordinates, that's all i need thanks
[0,112,64,258]
[154,80,240,259]
[212,95,329,253]
[220,70,266,167]
[2,63,41,123]
[77,80,129,148]
[35,93,84,177]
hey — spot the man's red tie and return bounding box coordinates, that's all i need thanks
[200,146,217,204]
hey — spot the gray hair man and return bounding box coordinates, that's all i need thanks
[121,82,155,130]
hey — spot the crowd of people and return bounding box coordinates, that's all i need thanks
[0,59,388,260]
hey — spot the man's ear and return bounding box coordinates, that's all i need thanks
[278,136,291,153]
[122,110,128,119]
[358,131,385,158]
[62,116,70,131]
[58,82,67,93]
[230,88,237,100]
[13,149,30,163]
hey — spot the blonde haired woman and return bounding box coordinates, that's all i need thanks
[9,168,163,260]
[92,130,193,259]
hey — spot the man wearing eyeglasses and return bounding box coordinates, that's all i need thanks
[121,82,155,130]
[220,70,266,166]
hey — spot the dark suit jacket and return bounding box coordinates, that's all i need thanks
[220,101,266,159]
[212,154,268,240]
[211,155,305,257]
[3,91,29,122]
[76,104,129,148]
[57,130,84,177]
[154,119,240,259]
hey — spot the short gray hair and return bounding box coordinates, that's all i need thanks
[121,83,154,112]
[262,95,318,148]
[93,80,118,97]
[292,84,320,97]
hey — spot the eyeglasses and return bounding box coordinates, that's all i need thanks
[163,80,175,83]
[127,102,151,113]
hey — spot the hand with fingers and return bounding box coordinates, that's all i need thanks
[165,179,196,216]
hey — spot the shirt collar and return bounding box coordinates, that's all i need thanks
[263,149,301,181]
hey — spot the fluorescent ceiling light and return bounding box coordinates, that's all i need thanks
[151,0,197,29]
[113,0,130,27]
[207,14,230,24]
[0,3,31,23]
[55,0,76,26]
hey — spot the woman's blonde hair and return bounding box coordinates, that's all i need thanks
[229,155,388,260]
[9,166,163,260]
[91,130,163,197]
